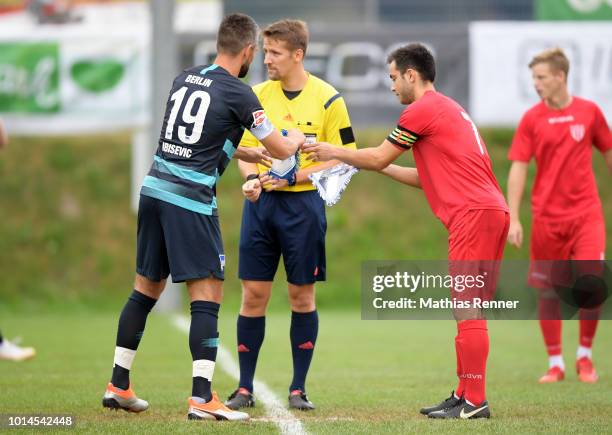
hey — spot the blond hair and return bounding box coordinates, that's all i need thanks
[529,47,569,78]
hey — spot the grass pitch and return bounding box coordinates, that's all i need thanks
[1,309,611,434]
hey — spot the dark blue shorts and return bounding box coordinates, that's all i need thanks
[136,194,225,283]
[239,190,327,285]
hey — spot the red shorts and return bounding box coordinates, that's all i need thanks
[448,209,510,301]
[529,209,606,289]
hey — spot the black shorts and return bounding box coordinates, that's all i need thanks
[238,190,326,285]
[136,195,224,282]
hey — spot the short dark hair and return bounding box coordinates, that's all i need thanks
[216,13,259,55]
[387,43,436,83]
[263,19,309,54]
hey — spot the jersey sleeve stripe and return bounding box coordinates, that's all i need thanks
[222,138,236,159]
[324,93,341,110]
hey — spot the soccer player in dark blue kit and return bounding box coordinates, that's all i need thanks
[101,13,304,421]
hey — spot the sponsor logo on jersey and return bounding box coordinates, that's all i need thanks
[252,110,267,127]
[570,124,585,142]
[548,115,574,124]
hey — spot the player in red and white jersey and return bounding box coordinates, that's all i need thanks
[507,48,612,384]
[305,43,509,419]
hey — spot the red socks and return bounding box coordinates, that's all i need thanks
[454,333,465,397]
[456,320,488,406]
[579,307,600,348]
[538,297,562,356]
[538,298,600,355]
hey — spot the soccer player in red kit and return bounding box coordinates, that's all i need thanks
[507,48,612,384]
[304,43,509,419]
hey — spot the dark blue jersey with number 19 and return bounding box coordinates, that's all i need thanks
[140,63,274,216]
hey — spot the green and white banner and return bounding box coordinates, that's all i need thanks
[537,0,612,20]
[0,42,60,113]
[0,32,149,134]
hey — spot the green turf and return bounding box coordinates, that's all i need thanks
[1,310,611,434]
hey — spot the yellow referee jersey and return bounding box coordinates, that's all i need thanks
[239,73,356,192]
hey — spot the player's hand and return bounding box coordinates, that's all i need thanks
[507,219,523,248]
[286,128,306,146]
[240,147,273,167]
[259,173,289,191]
[302,142,336,162]
[242,178,262,202]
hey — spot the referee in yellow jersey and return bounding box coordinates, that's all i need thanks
[225,19,356,411]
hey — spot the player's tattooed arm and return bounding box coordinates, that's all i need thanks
[379,164,421,188]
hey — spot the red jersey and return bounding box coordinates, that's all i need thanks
[509,97,612,221]
[387,90,508,230]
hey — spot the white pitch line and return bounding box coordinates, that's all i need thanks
[172,315,308,435]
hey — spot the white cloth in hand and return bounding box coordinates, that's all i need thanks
[308,163,358,206]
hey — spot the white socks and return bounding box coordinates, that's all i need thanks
[577,345,592,360]
[549,355,565,370]
[193,359,215,381]
[549,346,593,370]
[114,346,136,370]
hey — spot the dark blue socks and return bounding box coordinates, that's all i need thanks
[289,310,318,393]
[111,290,157,390]
[189,301,220,402]
[237,315,266,393]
